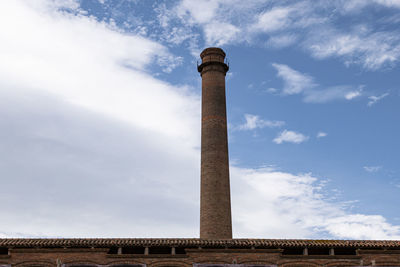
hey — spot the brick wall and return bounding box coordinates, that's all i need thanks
[198,47,232,239]
[1,247,400,267]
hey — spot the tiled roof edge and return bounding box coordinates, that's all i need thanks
[0,239,399,248]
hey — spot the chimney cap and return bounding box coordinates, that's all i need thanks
[200,47,226,59]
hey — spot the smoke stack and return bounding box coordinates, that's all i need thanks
[197,47,232,239]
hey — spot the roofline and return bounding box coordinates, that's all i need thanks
[0,238,399,248]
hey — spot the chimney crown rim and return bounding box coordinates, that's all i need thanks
[200,47,226,59]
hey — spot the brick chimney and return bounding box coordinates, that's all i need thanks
[197,47,232,239]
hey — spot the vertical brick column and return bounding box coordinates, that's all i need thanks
[198,47,232,239]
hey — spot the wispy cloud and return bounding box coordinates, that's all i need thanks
[345,89,363,100]
[364,166,382,173]
[306,27,400,70]
[272,64,363,103]
[272,63,316,95]
[159,0,400,70]
[266,87,278,94]
[177,0,220,24]
[267,34,298,48]
[273,130,309,144]
[238,114,285,131]
[304,86,363,103]
[203,21,240,46]
[172,0,260,47]
[374,0,400,8]
[338,0,400,11]
[317,131,328,138]
[251,6,293,33]
[368,92,389,106]
[250,2,326,35]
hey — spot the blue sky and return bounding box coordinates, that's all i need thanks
[0,0,399,239]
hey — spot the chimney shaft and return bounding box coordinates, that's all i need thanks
[198,47,232,239]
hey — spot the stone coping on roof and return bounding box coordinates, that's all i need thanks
[0,239,399,248]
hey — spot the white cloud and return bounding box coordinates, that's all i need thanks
[232,167,400,239]
[374,0,400,8]
[174,0,251,46]
[267,34,298,48]
[155,3,200,49]
[317,132,327,138]
[266,87,278,94]
[345,89,363,100]
[306,28,400,70]
[273,130,309,144]
[335,0,400,12]
[272,64,362,103]
[324,214,400,239]
[177,0,220,24]
[0,88,200,237]
[368,92,389,106]
[171,0,323,48]
[0,0,200,237]
[153,0,400,70]
[250,2,325,36]
[252,7,293,33]
[238,114,285,131]
[203,22,240,46]
[0,1,191,140]
[364,166,382,172]
[272,63,316,95]
[303,86,362,103]
[342,0,400,10]
[47,0,81,10]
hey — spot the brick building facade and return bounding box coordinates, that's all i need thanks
[0,239,400,267]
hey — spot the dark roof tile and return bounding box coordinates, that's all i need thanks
[0,238,399,248]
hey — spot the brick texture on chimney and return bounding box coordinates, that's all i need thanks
[198,47,232,239]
